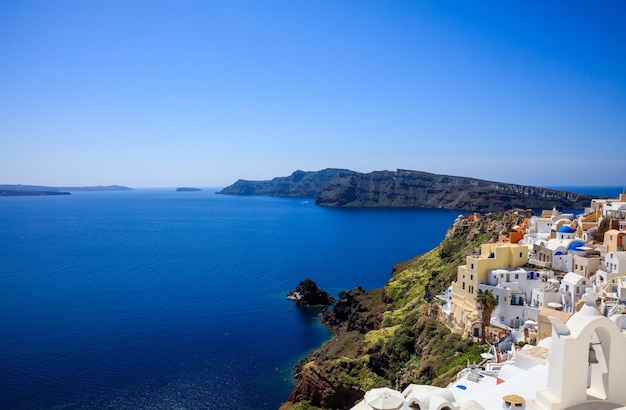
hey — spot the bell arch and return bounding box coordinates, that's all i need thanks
[536,292,626,409]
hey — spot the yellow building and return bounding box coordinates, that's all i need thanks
[450,242,530,337]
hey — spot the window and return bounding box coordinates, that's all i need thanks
[515,274,519,280]
[519,252,523,258]
[462,282,465,290]
[470,274,473,280]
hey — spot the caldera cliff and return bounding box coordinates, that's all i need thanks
[219,168,594,213]
[315,169,593,212]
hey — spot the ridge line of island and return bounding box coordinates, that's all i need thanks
[217,168,599,213]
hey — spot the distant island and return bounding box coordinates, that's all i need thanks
[218,168,354,198]
[176,187,202,192]
[218,168,596,213]
[0,189,71,196]
[0,184,133,196]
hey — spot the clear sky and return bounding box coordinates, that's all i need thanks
[2,1,625,188]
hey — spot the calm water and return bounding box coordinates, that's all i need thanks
[547,186,624,198]
[0,190,462,409]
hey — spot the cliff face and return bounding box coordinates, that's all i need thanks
[281,210,534,410]
[217,168,355,198]
[219,168,595,213]
[315,169,594,212]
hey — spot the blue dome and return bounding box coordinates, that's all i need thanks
[568,240,586,251]
[557,225,575,233]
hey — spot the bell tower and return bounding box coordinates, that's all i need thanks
[535,291,626,409]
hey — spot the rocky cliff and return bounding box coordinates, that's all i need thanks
[287,279,336,307]
[217,168,355,198]
[219,168,595,213]
[280,210,534,410]
[315,169,594,212]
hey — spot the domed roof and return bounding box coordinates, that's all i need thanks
[557,225,575,233]
[568,240,586,251]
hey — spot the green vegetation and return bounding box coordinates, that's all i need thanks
[288,401,323,410]
[592,217,611,242]
[476,289,498,344]
[436,343,485,376]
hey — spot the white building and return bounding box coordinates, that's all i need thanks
[529,226,587,273]
[605,251,626,275]
[558,272,588,313]
[351,291,626,410]
[530,279,563,311]
[479,269,554,330]
[524,208,574,246]
[603,198,626,220]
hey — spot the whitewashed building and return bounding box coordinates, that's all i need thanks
[479,269,555,329]
[351,292,626,410]
[558,272,588,313]
[530,278,563,311]
[602,196,626,220]
[523,208,575,246]
[529,226,587,273]
[604,251,626,275]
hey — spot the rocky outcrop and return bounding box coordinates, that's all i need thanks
[287,279,336,307]
[320,286,380,333]
[283,287,386,410]
[315,169,595,212]
[218,168,356,198]
[283,363,364,410]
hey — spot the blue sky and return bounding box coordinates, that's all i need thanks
[2,1,625,187]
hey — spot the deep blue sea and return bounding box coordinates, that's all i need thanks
[1,186,622,409]
[0,190,462,410]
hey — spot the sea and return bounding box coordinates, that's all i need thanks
[0,186,622,409]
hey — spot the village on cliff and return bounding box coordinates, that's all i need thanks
[352,193,626,410]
